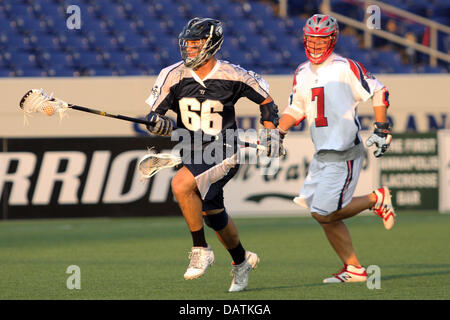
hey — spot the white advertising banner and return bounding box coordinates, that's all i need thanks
[226,132,378,217]
[439,130,450,213]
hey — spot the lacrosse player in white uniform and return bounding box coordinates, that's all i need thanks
[143,18,281,292]
[276,14,396,283]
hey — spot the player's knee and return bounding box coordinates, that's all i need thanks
[203,209,229,231]
[311,212,331,224]
[171,173,195,197]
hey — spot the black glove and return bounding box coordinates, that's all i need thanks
[259,128,286,157]
[365,122,392,158]
[145,112,173,136]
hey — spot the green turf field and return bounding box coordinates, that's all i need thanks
[1,211,449,300]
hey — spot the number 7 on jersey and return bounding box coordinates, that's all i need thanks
[312,87,328,127]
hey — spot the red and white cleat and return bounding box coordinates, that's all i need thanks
[323,264,368,283]
[372,186,396,230]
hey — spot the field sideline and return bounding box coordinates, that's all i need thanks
[1,211,449,300]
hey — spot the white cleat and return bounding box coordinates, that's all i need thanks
[228,251,259,292]
[372,186,396,230]
[183,246,215,280]
[323,264,368,283]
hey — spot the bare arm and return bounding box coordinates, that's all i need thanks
[278,113,299,133]
[373,105,388,122]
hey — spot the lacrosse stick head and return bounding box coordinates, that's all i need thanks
[138,151,182,179]
[19,89,69,118]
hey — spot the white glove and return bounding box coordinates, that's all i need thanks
[366,122,392,158]
[259,128,286,157]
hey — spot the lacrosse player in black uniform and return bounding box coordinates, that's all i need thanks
[144,17,281,292]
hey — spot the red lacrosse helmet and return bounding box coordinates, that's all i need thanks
[303,14,339,64]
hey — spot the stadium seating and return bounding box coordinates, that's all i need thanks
[0,0,447,77]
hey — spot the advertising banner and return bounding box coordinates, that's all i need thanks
[438,130,450,213]
[0,137,180,219]
[226,132,377,216]
[0,134,379,219]
[378,133,439,210]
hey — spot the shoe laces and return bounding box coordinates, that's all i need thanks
[187,249,209,269]
[230,262,250,283]
[332,265,347,276]
[374,204,391,219]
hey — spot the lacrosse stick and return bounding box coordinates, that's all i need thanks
[20,89,282,159]
[138,151,182,179]
[19,88,156,126]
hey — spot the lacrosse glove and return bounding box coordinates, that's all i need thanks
[145,112,173,136]
[366,122,392,158]
[259,128,286,157]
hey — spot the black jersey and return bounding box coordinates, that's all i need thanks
[145,60,269,138]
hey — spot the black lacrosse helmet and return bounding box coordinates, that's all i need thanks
[178,17,224,69]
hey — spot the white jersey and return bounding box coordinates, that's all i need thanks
[284,53,389,152]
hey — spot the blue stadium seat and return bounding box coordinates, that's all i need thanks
[0,19,15,34]
[116,65,148,76]
[47,65,76,77]
[14,16,45,34]
[86,33,121,51]
[2,32,33,50]
[0,0,438,76]
[80,19,110,35]
[135,19,167,36]
[165,19,188,36]
[108,18,139,36]
[73,51,104,68]
[43,17,71,34]
[7,51,38,68]
[160,49,181,65]
[21,67,47,77]
[103,50,132,67]
[39,5,65,22]
[31,34,61,51]
[223,48,255,67]
[229,20,258,36]
[157,36,178,52]
[337,35,360,50]
[0,67,13,77]
[393,64,413,73]
[373,51,403,66]
[8,4,33,18]
[422,65,447,73]
[130,50,164,68]
[272,66,295,75]
[60,34,91,51]
[247,2,274,18]
[86,67,117,76]
[40,50,75,68]
[218,2,247,19]
[254,50,283,67]
[240,34,271,52]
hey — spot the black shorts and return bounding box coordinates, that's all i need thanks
[183,142,240,211]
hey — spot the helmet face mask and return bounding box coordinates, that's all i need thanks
[303,14,339,64]
[305,36,332,59]
[179,17,224,69]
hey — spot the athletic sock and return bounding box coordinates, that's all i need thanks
[228,241,246,265]
[191,228,208,248]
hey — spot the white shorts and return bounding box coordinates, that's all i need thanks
[293,155,363,215]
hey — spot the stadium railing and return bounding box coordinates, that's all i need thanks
[321,0,450,68]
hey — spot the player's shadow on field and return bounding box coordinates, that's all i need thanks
[380,264,450,281]
[382,269,450,281]
[245,283,324,292]
[246,264,450,291]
